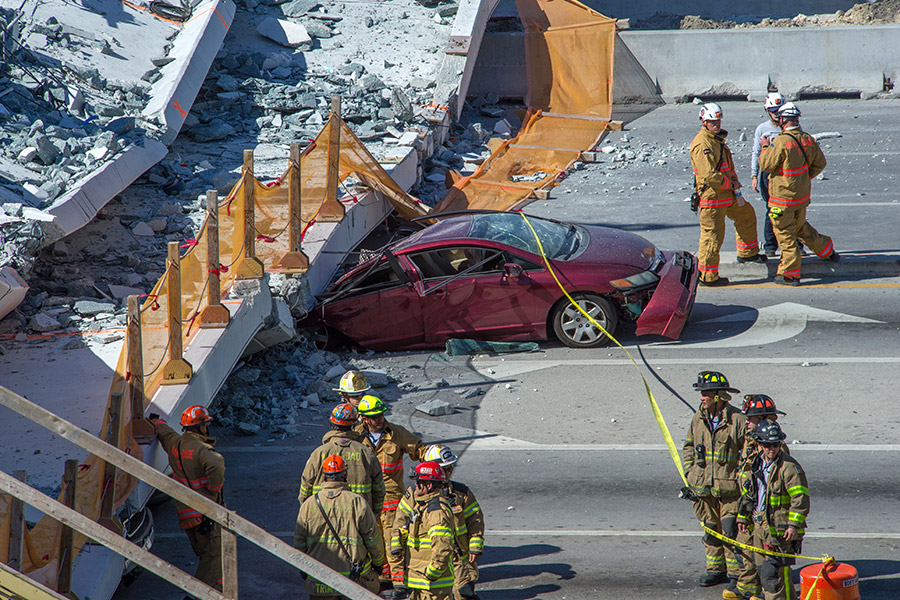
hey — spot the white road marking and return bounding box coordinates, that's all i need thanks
[472,356,900,378]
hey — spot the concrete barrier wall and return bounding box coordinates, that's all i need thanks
[469,25,900,103]
[620,25,900,100]
[493,0,872,21]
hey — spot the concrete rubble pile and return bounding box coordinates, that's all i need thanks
[0,7,157,275]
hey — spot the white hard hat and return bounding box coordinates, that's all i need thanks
[764,92,785,112]
[699,102,723,122]
[424,444,458,467]
[777,102,801,119]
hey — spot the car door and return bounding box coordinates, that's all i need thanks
[406,245,541,344]
[323,258,423,349]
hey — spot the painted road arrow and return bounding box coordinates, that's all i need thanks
[673,301,883,349]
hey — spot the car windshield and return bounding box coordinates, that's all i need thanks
[466,213,581,260]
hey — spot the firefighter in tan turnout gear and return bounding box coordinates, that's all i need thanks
[391,462,456,600]
[299,403,385,514]
[758,102,839,286]
[727,395,788,600]
[153,405,225,591]
[682,371,747,590]
[737,420,809,600]
[354,395,429,589]
[426,445,485,600]
[691,102,763,286]
[294,454,385,599]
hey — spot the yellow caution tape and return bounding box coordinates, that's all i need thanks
[519,213,833,565]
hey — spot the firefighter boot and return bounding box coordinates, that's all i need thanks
[699,571,729,586]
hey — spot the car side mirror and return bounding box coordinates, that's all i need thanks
[502,263,524,279]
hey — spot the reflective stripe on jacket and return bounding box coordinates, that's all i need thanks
[155,421,225,529]
[299,430,386,513]
[690,128,738,208]
[682,403,746,497]
[391,488,455,590]
[758,127,826,208]
[736,452,809,538]
[294,481,385,597]
[355,421,428,507]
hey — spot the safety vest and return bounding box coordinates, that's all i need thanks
[758,127,826,208]
[690,128,738,208]
[299,430,386,513]
[155,421,225,529]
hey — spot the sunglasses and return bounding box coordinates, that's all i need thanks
[760,442,781,448]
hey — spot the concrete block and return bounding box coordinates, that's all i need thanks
[0,266,29,321]
[257,17,311,48]
[416,399,453,416]
[132,222,155,236]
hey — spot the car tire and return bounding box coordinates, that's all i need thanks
[551,293,618,349]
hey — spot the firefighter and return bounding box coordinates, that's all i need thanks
[758,102,839,286]
[690,102,763,287]
[391,462,455,600]
[750,93,787,258]
[737,420,809,600]
[153,405,225,591]
[682,371,747,589]
[425,445,484,600]
[355,395,429,590]
[299,403,385,514]
[334,369,371,409]
[727,395,788,600]
[294,454,385,599]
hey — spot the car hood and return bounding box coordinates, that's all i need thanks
[571,225,659,271]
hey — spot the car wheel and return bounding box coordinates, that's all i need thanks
[551,293,618,349]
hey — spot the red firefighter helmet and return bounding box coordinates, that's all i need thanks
[323,454,347,474]
[414,461,447,482]
[180,405,212,427]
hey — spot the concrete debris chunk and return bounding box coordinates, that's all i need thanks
[304,20,333,38]
[257,16,312,48]
[416,399,453,416]
[74,300,116,317]
[93,331,125,344]
[188,119,236,142]
[282,0,320,17]
[33,135,60,165]
[30,312,62,332]
[324,364,347,380]
[132,221,155,236]
[235,421,261,435]
[17,147,38,163]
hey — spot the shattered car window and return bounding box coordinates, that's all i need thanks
[467,213,581,260]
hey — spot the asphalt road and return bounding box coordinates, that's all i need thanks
[114,99,900,599]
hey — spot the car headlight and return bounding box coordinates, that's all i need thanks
[610,270,660,291]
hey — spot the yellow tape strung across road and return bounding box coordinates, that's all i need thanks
[519,213,833,565]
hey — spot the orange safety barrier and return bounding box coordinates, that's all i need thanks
[434,0,616,213]
[0,112,426,588]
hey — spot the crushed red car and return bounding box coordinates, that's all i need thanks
[299,212,698,350]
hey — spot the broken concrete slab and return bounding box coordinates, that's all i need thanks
[416,399,454,416]
[257,16,312,47]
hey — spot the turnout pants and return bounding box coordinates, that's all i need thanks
[410,589,453,600]
[452,557,479,600]
[698,199,759,282]
[735,526,763,598]
[381,506,404,584]
[751,520,798,600]
[311,570,380,600]
[185,522,222,590]
[770,202,833,279]
[694,495,741,577]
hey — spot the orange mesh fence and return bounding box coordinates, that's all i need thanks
[2,115,425,586]
[434,0,615,214]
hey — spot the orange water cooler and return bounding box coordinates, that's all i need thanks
[800,561,860,600]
